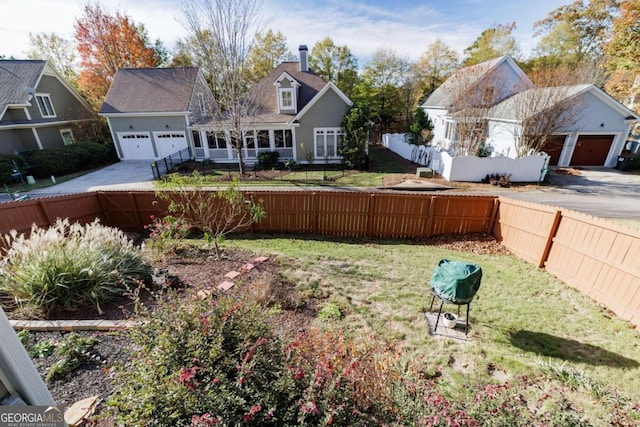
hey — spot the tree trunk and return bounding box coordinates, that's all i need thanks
[236,145,245,175]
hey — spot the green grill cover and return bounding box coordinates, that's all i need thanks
[429,259,482,304]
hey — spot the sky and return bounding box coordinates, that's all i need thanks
[0,0,571,66]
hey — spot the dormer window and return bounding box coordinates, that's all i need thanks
[35,94,56,118]
[279,88,294,110]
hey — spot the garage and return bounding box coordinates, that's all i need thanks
[117,132,154,160]
[541,135,567,166]
[570,135,614,166]
[154,132,188,158]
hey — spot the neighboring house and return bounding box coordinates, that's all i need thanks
[99,67,214,160]
[487,84,639,166]
[421,55,640,168]
[423,55,533,147]
[190,46,352,165]
[0,60,95,154]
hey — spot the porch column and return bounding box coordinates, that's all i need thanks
[201,130,210,159]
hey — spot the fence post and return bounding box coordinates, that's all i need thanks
[488,198,500,234]
[424,196,436,238]
[312,192,319,235]
[538,209,562,269]
[37,200,53,226]
[366,194,375,237]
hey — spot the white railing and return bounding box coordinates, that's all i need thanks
[382,133,548,182]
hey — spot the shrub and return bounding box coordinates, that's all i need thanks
[0,219,149,316]
[0,153,27,184]
[257,151,279,170]
[317,302,342,321]
[21,141,115,178]
[482,173,512,187]
[108,293,301,426]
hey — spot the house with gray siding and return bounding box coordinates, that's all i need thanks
[191,46,352,165]
[0,60,95,154]
[99,67,214,160]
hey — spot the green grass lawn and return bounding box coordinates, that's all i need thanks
[226,234,640,422]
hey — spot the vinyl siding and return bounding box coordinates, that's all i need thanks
[296,88,349,160]
[31,75,90,121]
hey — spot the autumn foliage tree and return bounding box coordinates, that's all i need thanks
[74,3,160,108]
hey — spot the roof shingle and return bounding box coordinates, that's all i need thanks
[99,67,200,114]
[0,60,46,116]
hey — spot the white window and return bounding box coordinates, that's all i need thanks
[60,129,74,145]
[278,88,294,110]
[35,94,56,118]
[206,131,227,149]
[198,93,206,115]
[274,129,293,148]
[314,128,343,158]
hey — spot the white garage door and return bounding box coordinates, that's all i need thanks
[118,132,154,160]
[155,132,188,158]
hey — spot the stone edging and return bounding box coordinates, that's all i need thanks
[10,320,138,331]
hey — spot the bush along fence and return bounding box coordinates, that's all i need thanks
[1,191,638,329]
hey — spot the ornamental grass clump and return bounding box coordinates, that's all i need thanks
[0,218,148,316]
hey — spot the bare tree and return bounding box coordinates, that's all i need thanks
[496,86,583,157]
[180,0,262,174]
[441,60,522,155]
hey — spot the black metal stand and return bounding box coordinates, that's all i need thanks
[429,292,471,336]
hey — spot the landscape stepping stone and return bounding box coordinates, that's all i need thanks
[217,281,235,291]
[224,270,241,279]
[65,395,99,427]
[241,263,255,272]
[254,256,269,264]
[197,289,212,299]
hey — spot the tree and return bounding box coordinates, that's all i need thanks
[75,2,160,108]
[155,173,265,257]
[413,39,459,98]
[463,23,520,65]
[408,108,434,146]
[604,0,640,108]
[354,47,410,141]
[441,61,522,156]
[309,37,359,98]
[533,0,620,64]
[180,0,262,175]
[245,30,294,83]
[497,86,583,158]
[26,32,77,85]
[340,103,372,169]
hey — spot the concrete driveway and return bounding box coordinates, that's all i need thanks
[26,161,156,197]
[505,167,640,219]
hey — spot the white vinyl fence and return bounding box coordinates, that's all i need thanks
[382,133,548,182]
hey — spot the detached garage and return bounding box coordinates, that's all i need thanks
[99,67,215,161]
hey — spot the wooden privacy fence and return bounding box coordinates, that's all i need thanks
[495,198,640,328]
[0,191,499,242]
[2,192,639,328]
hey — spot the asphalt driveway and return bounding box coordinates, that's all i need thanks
[505,167,640,219]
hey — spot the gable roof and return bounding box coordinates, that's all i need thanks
[99,67,200,115]
[422,55,532,109]
[490,84,640,122]
[0,60,46,119]
[244,62,328,124]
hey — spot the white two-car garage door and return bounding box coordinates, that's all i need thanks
[118,132,154,160]
[154,132,188,158]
